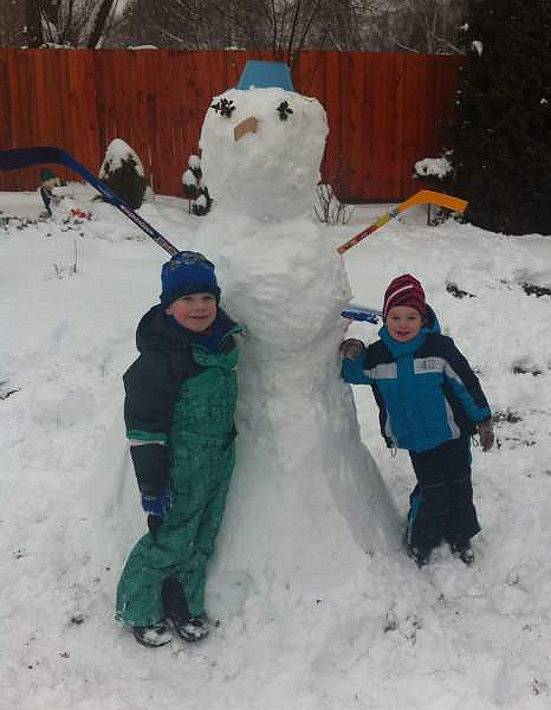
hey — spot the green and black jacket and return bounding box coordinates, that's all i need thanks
[123,304,240,495]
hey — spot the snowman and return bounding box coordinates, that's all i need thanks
[187,61,401,613]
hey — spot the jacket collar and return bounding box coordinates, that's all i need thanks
[136,304,238,353]
[378,304,440,358]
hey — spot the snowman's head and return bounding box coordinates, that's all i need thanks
[199,87,328,220]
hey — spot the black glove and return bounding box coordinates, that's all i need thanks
[477,419,494,452]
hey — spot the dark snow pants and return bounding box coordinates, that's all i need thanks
[115,437,235,628]
[406,436,480,552]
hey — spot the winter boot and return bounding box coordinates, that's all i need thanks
[450,541,475,566]
[407,544,431,568]
[132,621,172,648]
[171,614,211,643]
[162,577,210,643]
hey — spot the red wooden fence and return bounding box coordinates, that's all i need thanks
[0,49,460,201]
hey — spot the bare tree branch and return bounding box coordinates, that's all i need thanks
[87,0,117,48]
[286,0,301,60]
[25,0,44,47]
[290,0,323,65]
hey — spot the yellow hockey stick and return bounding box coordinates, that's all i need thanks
[336,190,468,255]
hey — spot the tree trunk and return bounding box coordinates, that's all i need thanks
[87,0,116,48]
[24,0,43,47]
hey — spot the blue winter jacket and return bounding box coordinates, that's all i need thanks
[341,306,491,453]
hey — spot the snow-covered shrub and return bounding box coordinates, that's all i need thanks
[182,154,212,216]
[313,184,355,225]
[182,167,201,203]
[99,139,146,210]
[413,153,455,225]
[192,187,213,216]
[413,154,453,184]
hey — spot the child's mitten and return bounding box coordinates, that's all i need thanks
[477,419,494,451]
[141,488,172,517]
[339,338,365,360]
[141,488,172,541]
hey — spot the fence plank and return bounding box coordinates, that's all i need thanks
[0,49,460,200]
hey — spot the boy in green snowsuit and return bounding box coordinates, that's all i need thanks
[116,251,242,648]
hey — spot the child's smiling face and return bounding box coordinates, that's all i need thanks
[165,292,217,333]
[386,305,424,342]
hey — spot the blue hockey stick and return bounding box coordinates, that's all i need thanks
[0,146,179,255]
[341,305,382,324]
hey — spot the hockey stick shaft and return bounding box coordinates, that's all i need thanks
[0,147,179,255]
[337,190,468,255]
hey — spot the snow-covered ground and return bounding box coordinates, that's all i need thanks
[1,189,550,709]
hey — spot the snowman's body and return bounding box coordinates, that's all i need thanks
[189,87,400,610]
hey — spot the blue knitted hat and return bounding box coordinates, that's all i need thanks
[160,251,220,308]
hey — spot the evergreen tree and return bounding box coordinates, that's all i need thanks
[99,139,146,210]
[449,0,551,234]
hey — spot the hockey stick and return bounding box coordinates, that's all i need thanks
[337,190,468,255]
[340,304,382,324]
[0,146,179,256]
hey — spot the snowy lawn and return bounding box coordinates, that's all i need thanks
[1,189,551,709]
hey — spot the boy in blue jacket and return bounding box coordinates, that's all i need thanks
[340,274,494,567]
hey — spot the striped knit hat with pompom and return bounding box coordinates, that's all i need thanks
[383,274,427,319]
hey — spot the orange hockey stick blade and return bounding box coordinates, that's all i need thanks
[336,190,468,255]
[397,189,468,214]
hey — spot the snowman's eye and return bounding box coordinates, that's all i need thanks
[211,98,235,118]
[276,101,293,121]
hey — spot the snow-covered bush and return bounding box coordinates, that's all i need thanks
[182,167,201,203]
[181,154,212,216]
[313,184,355,225]
[99,138,146,210]
[413,154,453,184]
[413,153,455,225]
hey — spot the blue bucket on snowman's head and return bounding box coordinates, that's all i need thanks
[236,60,294,91]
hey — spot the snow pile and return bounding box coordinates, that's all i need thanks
[1,190,551,709]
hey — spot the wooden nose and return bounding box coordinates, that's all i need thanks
[234,116,259,142]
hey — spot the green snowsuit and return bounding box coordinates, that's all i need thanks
[116,305,241,627]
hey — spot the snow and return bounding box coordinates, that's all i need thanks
[2,189,551,709]
[1,94,551,708]
[472,40,484,56]
[181,168,196,186]
[200,88,327,220]
[197,87,399,613]
[414,156,453,180]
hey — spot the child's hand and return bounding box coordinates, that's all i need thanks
[477,420,494,451]
[339,338,365,360]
